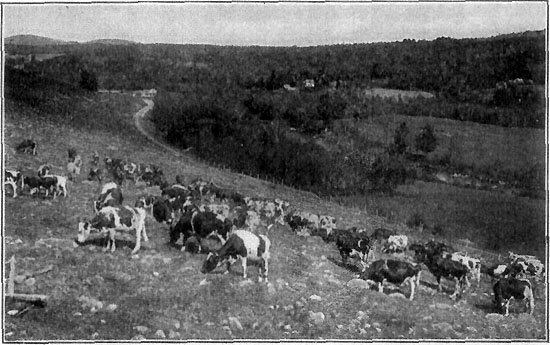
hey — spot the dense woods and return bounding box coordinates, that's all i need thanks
[5,30,545,195]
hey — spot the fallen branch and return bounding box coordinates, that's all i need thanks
[5,293,48,305]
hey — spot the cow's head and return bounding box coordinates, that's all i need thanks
[201,252,222,274]
[319,216,336,235]
[77,221,93,243]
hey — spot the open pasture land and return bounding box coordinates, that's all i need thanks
[354,113,545,178]
[3,94,548,340]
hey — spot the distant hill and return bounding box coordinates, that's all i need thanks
[6,34,76,45]
[85,39,137,45]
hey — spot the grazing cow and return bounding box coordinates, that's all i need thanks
[319,215,336,236]
[37,165,51,178]
[360,259,422,300]
[135,195,175,226]
[493,278,534,316]
[450,252,481,287]
[94,183,123,213]
[413,244,469,300]
[21,175,43,196]
[5,169,22,196]
[16,139,37,155]
[201,229,271,282]
[77,206,148,254]
[384,235,409,253]
[41,175,68,198]
[169,210,232,251]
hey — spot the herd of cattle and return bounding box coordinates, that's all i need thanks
[4,139,546,318]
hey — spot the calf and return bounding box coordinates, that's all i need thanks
[508,252,544,278]
[37,165,51,178]
[360,259,422,300]
[77,205,148,254]
[16,139,37,155]
[42,175,68,198]
[332,229,372,268]
[285,210,319,234]
[201,229,271,282]
[493,278,534,316]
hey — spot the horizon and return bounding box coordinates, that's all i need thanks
[3,3,547,47]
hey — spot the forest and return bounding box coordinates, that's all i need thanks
[5,30,546,195]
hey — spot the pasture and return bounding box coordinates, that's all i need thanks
[3,94,547,340]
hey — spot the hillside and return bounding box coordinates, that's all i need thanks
[3,91,547,341]
[6,34,75,45]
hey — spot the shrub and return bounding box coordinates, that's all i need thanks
[79,69,98,92]
[389,122,409,155]
[415,124,437,154]
[367,153,412,192]
[406,212,425,228]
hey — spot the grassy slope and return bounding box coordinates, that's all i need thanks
[3,94,547,340]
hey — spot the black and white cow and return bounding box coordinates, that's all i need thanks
[508,252,545,279]
[37,165,51,178]
[77,205,148,254]
[87,167,103,182]
[94,182,123,213]
[169,209,232,252]
[360,259,422,300]
[493,277,534,316]
[135,195,175,226]
[5,169,22,197]
[331,229,372,268]
[43,175,68,198]
[16,139,37,155]
[412,244,469,300]
[21,175,43,196]
[201,229,271,282]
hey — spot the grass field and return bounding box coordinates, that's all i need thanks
[3,93,548,340]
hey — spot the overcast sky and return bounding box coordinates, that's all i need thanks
[3,3,547,46]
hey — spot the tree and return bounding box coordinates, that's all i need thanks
[415,124,437,154]
[79,69,98,92]
[389,122,409,155]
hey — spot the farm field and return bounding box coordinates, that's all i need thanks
[3,93,548,341]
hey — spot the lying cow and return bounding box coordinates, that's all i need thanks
[384,235,408,253]
[450,252,481,287]
[16,139,37,155]
[361,259,422,300]
[331,229,372,268]
[169,209,232,252]
[201,229,271,282]
[77,205,148,254]
[508,252,544,278]
[285,211,319,235]
[493,277,534,316]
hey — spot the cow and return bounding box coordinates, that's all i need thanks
[4,180,18,198]
[384,235,409,253]
[205,203,231,221]
[77,206,148,254]
[67,155,82,181]
[285,211,319,234]
[37,165,51,178]
[94,183,123,213]
[91,151,100,166]
[369,228,396,252]
[21,175,43,196]
[16,139,37,155]
[67,148,77,162]
[493,278,534,316]
[360,259,422,300]
[41,175,68,198]
[449,252,481,287]
[135,195,175,226]
[319,215,336,236]
[412,244,469,300]
[508,252,544,278]
[5,169,21,196]
[87,167,103,182]
[169,210,232,252]
[201,229,271,282]
[328,229,372,269]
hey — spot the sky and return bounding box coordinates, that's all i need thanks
[3,2,548,46]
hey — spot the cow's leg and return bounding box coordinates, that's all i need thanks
[141,222,149,242]
[437,277,443,292]
[504,299,510,316]
[241,256,248,279]
[464,275,471,288]
[409,277,416,301]
[378,281,384,293]
[450,277,460,300]
[110,230,117,253]
[263,258,269,283]
[525,287,535,315]
[131,226,142,255]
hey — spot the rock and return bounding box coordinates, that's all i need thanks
[14,275,27,284]
[347,279,369,289]
[516,313,536,322]
[466,326,478,333]
[168,330,180,339]
[162,258,172,265]
[375,327,382,333]
[174,321,180,329]
[372,322,381,328]
[435,303,453,310]
[199,279,209,286]
[422,316,432,321]
[295,300,305,308]
[154,330,166,338]
[252,322,260,330]
[485,313,505,322]
[309,294,322,301]
[24,277,36,287]
[100,319,106,324]
[153,272,159,277]
[267,283,276,294]
[356,311,366,319]
[7,310,18,316]
[284,324,292,331]
[14,239,23,244]
[91,332,99,339]
[134,326,149,334]
[222,326,231,333]
[433,322,454,333]
[294,282,307,289]
[74,312,82,316]
[238,279,253,287]
[106,304,117,312]
[131,335,146,340]
[308,311,325,325]
[228,317,243,331]
[389,293,407,300]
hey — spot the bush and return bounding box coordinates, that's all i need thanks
[415,124,437,154]
[406,212,425,228]
[79,69,98,92]
[367,153,412,192]
[389,122,409,155]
